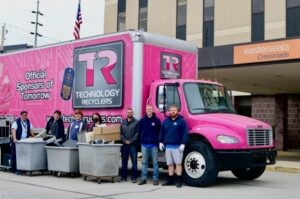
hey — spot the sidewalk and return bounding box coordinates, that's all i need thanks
[267,151,300,174]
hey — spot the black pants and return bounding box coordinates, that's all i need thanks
[121,145,138,180]
[11,142,17,172]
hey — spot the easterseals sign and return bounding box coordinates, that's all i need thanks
[73,41,123,108]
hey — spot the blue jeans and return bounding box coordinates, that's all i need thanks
[121,145,138,180]
[141,146,159,181]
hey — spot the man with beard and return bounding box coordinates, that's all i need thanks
[159,104,189,188]
[120,108,139,183]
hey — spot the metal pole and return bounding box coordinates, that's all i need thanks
[0,24,6,52]
[34,0,40,47]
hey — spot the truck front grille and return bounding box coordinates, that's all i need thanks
[246,128,273,147]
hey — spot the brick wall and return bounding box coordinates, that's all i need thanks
[287,96,300,149]
[251,96,284,150]
[252,96,275,124]
[251,95,300,150]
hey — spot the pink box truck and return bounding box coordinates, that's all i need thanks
[0,30,276,186]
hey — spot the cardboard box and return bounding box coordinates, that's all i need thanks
[92,125,121,142]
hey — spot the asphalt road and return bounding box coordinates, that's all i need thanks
[0,170,299,199]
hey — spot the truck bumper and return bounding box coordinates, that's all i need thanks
[215,148,277,170]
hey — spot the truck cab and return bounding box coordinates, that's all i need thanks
[149,79,277,187]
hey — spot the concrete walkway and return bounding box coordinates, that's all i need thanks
[267,151,300,173]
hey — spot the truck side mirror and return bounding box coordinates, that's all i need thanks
[163,85,167,117]
[162,82,179,117]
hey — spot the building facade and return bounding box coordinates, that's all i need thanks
[103,0,300,150]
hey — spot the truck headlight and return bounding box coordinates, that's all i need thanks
[217,135,239,144]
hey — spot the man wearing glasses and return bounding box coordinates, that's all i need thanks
[11,111,35,174]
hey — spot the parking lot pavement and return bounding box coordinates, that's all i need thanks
[1,170,300,199]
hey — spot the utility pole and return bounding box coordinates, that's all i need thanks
[0,23,8,53]
[30,0,43,47]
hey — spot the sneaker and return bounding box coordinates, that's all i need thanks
[138,179,147,185]
[120,178,127,182]
[15,171,21,175]
[153,180,159,185]
[132,179,137,183]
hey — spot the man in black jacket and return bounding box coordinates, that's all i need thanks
[120,107,139,183]
[138,105,161,185]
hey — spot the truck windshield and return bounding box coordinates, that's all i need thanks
[183,83,235,114]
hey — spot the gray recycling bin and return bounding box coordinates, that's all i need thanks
[16,141,47,172]
[45,146,79,174]
[78,143,122,183]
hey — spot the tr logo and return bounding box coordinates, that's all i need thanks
[160,52,182,79]
[78,50,117,86]
[162,54,180,71]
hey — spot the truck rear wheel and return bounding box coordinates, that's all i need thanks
[183,142,218,187]
[231,166,266,180]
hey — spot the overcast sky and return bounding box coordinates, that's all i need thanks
[0,0,104,46]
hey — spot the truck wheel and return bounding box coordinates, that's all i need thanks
[231,166,266,180]
[183,142,218,187]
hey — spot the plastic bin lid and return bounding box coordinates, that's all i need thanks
[45,146,78,150]
[17,138,45,143]
[77,142,122,147]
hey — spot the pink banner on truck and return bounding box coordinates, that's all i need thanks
[141,44,197,115]
[0,34,133,128]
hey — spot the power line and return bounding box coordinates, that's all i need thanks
[0,22,60,43]
[4,27,52,46]
[40,1,101,27]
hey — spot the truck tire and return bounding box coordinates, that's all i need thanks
[183,142,218,187]
[231,166,266,180]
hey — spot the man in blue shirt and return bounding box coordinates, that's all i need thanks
[138,105,161,185]
[159,104,189,188]
[11,111,35,173]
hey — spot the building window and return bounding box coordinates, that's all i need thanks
[252,0,265,41]
[287,0,300,37]
[176,0,187,40]
[203,0,214,47]
[138,0,148,31]
[117,0,126,31]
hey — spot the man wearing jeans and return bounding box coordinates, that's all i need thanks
[120,108,139,183]
[138,105,161,185]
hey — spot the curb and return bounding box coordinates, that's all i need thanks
[266,165,300,174]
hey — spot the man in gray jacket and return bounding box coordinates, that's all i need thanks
[120,107,139,183]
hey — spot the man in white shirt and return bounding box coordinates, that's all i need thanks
[11,111,35,174]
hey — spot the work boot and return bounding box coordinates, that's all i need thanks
[138,179,147,185]
[162,175,175,186]
[175,175,182,188]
